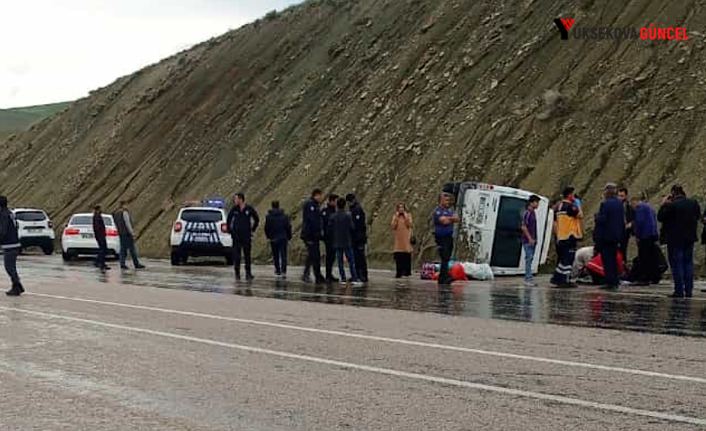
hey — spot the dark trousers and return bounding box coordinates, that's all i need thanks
[95,236,108,268]
[270,240,288,275]
[324,240,336,279]
[435,235,454,285]
[3,247,21,287]
[552,238,577,285]
[619,231,630,263]
[600,241,620,287]
[667,244,694,296]
[336,247,357,282]
[636,237,660,283]
[119,235,141,267]
[303,240,323,280]
[233,241,253,278]
[353,244,368,282]
[394,252,412,277]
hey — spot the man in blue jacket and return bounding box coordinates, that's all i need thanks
[630,196,660,284]
[0,196,24,296]
[594,183,625,291]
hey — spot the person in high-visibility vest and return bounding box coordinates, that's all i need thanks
[550,187,583,287]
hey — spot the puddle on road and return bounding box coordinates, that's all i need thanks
[20,256,706,338]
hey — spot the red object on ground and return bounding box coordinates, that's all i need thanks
[586,252,624,277]
[449,263,468,281]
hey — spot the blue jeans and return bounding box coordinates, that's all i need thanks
[336,247,357,282]
[523,243,536,282]
[119,235,141,268]
[667,244,694,296]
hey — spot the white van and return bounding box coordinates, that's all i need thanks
[444,182,553,276]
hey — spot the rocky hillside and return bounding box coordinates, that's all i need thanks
[1,0,705,265]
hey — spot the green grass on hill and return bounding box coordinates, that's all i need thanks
[0,101,72,139]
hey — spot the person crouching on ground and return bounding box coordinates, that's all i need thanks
[0,196,24,296]
[391,202,413,278]
[264,201,292,279]
[329,198,362,286]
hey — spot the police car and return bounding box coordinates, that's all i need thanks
[12,208,56,255]
[170,197,233,265]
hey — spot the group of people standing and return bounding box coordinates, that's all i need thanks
[543,183,703,298]
[224,190,378,285]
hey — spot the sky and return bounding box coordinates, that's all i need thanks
[0,0,301,109]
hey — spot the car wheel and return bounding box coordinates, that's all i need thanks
[225,254,233,266]
[61,252,72,262]
[42,245,54,256]
[171,251,181,266]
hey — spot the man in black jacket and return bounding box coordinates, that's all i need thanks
[301,189,325,283]
[93,205,110,271]
[265,201,292,278]
[227,193,260,282]
[321,194,339,283]
[658,185,700,298]
[617,187,633,264]
[0,196,24,296]
[346,194,368,283]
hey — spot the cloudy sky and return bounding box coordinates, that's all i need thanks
[0,0,301,109]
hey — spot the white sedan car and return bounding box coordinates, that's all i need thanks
[61,213,121,261]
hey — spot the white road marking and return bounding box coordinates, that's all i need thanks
[23,292,706,385]
[2,306,705,426]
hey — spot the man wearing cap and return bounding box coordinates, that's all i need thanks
[594,183,625,291]
[550,187,583,287]
[658,185,701,298]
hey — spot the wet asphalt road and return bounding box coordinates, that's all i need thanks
[1,255,705,430]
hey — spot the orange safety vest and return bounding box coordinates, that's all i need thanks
[555,200,583,241]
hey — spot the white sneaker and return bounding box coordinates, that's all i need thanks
[352,281,364,287]
[524,281,538,287]
[340,280,349,285]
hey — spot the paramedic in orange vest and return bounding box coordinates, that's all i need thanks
[550,187,583,287]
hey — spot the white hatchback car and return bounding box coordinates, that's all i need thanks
[170,206,232,265]
[61,213,120,261]
[12,208,56,255]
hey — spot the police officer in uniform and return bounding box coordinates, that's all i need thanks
[0,196,24,296]
[227,193,260,282]
[346,194,369,283]
[321,194,339,283]
[301,189,325,283]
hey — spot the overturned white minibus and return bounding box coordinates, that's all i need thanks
[443,182,554,276]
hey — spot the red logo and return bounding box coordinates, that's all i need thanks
[554,18,575,40]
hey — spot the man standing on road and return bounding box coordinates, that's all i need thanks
[329,197,362,286]
[594,183,625,291]
[114,200,145,270]
[227,193,260,282]
[618,187,633,264]
[265,201,291,279]
[0,196,24,296]
[521,195,541,287]
[630,196,659,284]
[551,187,583,287]
[321,194,339,283]
[93,205,110,271]
[301,189,325,284]
[346,194,369,283]
[434,193,460,286]
[658,185,700,298]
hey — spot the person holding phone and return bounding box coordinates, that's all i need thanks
[391,203,413,278]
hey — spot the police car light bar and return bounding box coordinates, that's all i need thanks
[203,197,226,209]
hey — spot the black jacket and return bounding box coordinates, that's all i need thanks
[349,202,367,245]
[328,211,354,249]
[265,209,292,242]
[0,208,20,249]
[300,198,322,242]
[320,204,336,242]
[594,198,625,244]
[227,204,260,244]
[657,196,700,248]
[93,212,107,240]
